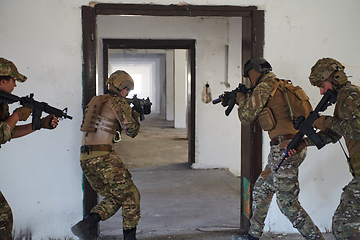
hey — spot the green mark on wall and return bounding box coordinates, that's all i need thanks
[242,176,251,219]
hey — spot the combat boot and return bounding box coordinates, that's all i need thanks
[232,233,259,240]
[123,227,137,240]
[71,213,101,240]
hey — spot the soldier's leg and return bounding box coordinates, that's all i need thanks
[276,175,324,240]
[122,184,141,230]
[332,178,360,240]
[248,166,276,239]
[122,184,140,240]
[89,151,136,220]
[0,191,12,240]
[72,152,111,239]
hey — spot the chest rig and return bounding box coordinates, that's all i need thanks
[80,95,119,135]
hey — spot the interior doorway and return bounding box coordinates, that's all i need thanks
[105,46,191,168]
[82,3,264,235]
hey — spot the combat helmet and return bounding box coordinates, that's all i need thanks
[106,70,134,94]
[0,58,27,82]
[243,57,272,78]
[309,58,348,90]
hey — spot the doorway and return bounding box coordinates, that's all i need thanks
[82,3,264,234]
[104,43,192,169]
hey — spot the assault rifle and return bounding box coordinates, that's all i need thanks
[275,89,337,171]
[126,94,152,121]
[212,83,253,116]
[0,90,73,130]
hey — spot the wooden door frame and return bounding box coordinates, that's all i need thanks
[82,3,264,235]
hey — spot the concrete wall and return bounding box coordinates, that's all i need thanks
[0,0,359,238]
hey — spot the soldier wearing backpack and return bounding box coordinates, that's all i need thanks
[231,57,324,240]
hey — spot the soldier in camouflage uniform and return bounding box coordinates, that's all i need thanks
[307,58,360,240]
[71,70,141,240]
[0,57,58,240]
[232,58,324,240]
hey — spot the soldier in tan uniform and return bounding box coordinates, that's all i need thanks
[306,58,360,240]
[71,70,141,240]
[232,58,324,240]
[0,58,58,239]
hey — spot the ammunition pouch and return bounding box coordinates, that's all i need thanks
[258,107,276,131]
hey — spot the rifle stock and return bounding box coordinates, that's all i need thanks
[275,89,337,171]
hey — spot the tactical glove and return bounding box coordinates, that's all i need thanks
[236,92,247,105]
[41,114,56,129]
[132,110,140,119]
[14,107,32,121]
[220,92,233,107]
[132,104,144,116]
[313,115,331,131]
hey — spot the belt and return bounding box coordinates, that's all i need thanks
[80,145,112,154]
[270,134,294,146]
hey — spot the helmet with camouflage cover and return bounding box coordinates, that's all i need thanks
[0,58,27,82]
[309,58,348,90]
[106,70,134,93]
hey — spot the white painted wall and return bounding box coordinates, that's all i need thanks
[166,50,175,121]
[174,49,188,128]
[0,0,360,238]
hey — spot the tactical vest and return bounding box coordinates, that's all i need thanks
[258,84,298,139]
[80,95,119,134]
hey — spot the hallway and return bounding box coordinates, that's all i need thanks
[99,114,241,239]
[97,114,336,240]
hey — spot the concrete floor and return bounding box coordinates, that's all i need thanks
[96,114,336,240]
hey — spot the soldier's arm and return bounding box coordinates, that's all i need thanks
[323,87,360,139]
[11,123,34,139]
[111,97,140,138]
[237,82,272,125]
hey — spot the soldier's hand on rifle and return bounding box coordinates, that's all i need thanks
[13,107,32,121]
[285,139,307,158]
[236,92,247,105]
[132,104,143,116]
[41,114,58,129]
[313,115,330,131]
[220,92,232,107]
[132,109,140,119]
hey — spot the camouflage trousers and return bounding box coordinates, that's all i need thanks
[332,177,360,240]
[80,150,141,230]
[0,191,12,240]
[249,145,324,240]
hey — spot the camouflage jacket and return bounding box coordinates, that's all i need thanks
[237,72,276,125]
[0,104,12,146]
[111,96,140,138]
[308,83,360,156]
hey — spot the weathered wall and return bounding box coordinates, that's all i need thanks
[0,0,359,238]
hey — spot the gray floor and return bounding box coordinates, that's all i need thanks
[97,114,336,240]
[99,163,241,239]
[98,163,336,240]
